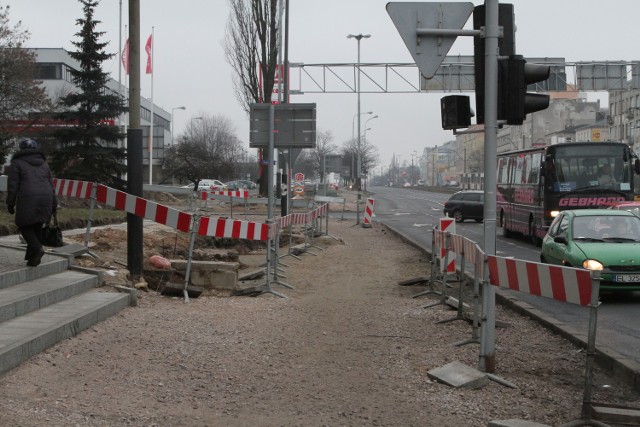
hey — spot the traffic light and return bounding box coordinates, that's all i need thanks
[473,3,515,124]
[440,95,473,130]
[500,55,550,125]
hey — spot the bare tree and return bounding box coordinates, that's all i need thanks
[342,137,380,183]
[297,130,338,182]
[163,114,243,188]
[224,0,280,195]
[0,5,50,163]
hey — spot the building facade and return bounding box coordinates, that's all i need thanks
[33,48,171,183]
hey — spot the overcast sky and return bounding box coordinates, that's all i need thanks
[6,0,640,169]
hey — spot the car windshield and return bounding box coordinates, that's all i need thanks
[572,215,640,242]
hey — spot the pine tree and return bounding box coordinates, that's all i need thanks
[50,0,127,189]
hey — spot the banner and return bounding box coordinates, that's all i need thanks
[121,38,129,75]
[145,34,153,74]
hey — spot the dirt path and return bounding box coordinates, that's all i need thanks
[0,218,638,426]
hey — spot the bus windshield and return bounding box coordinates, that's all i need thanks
[546,144,630,193]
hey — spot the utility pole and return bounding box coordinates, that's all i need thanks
[127,0,143,278]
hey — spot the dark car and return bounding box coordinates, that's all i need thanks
[443,190,484,223]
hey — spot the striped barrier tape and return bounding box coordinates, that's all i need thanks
[96,185,193,233]
[198,216,273,241]
[53,179,94,199]
[200,190,249,200]
[487,255,593,306]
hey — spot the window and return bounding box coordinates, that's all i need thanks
[34,63,62,80]
[465,193,482,202]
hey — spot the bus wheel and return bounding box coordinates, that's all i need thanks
[501,212,512,237]
[529,219,541,247]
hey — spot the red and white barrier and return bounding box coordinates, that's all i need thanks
[438,218,456,273]
[487,255,593,306]
[201,190,249,200]
[198,216,273,241]
[53,179,94,199]
[363,198,374,227]
[96,185,193,233]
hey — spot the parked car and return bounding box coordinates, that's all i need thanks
[443,190,484,223]
[540,209,640,292]
[609,201,640,217]
[238,179,257,189]
[225,180,249,191]
[181,179,225,191]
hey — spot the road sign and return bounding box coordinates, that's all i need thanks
[294,173,304,182]
[249,103,317,148]
[387,2,474,79]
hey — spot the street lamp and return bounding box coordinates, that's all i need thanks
[347,32,371,224]
[171,106,186,145]
[352,111,373,140]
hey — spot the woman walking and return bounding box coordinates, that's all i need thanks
[6,139,57,267]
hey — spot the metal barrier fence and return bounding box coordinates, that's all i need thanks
[428,224,603,425]
[45,179,332,301]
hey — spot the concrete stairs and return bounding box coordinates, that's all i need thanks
[0,246,131,375]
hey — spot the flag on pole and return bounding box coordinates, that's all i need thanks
[122,38,129,75]
[145,34,153,74]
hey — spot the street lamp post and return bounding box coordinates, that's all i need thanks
[352,111,373,140]
[171,106,186,146]
[348,32,370,224]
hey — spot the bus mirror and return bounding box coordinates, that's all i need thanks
[635,159,640,175]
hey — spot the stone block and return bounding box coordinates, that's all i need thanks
[171,260,239,291]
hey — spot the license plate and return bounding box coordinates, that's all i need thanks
[614,275,640,283]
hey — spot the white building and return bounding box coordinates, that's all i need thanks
[33,48,171,183]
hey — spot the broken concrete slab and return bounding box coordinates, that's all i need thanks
[591,402,640,425]
[488,420,551,427]
[427,360,488,389]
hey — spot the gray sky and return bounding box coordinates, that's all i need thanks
[6,0,640,169]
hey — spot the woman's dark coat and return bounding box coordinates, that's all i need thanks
[6,148,56,228]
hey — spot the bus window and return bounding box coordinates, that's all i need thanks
[528,153,541,184]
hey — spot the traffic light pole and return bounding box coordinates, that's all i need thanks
[479,0,499,374]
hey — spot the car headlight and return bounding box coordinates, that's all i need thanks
[582,259,604,271]
[550,210,560,218]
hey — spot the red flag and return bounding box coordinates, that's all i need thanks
[145,34,153,74]
[121,38,129,75]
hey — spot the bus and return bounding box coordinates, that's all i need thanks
[497,141,640,244]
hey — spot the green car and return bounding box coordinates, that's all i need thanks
[540,209,640,292]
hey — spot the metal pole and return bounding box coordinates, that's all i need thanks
[127,0,143,278]
[479,0,499,374]
[356,37,362,224]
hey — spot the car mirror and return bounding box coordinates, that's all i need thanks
[553,235,568,245]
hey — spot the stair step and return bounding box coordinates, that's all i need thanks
[0,270,100,323]
[0,247,69,290]
[0,291,130,375]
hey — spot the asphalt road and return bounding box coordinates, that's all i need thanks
[368,185,640,368]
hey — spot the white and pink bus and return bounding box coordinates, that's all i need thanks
[497,142,640,245]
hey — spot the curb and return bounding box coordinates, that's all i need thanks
[380,221,640,393]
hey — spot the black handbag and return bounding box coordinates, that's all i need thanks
[41,213,64,247]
